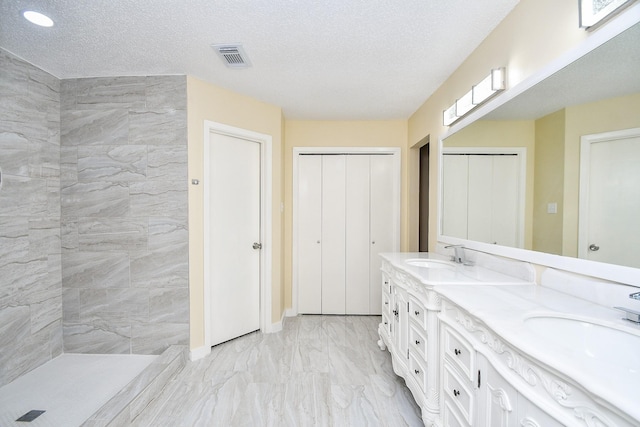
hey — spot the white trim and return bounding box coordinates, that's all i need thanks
[578,127,640,259]
[203,121,273,352]
[440,146,526,248]
[292,147,401,315]
[189,345,211,361]
[437,7,640,286]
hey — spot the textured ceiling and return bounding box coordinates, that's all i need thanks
[0,0,520,119]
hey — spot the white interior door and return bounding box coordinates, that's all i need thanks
[579,129,640,268]
[297,155,322,314]
[321,155,346,314]
[209,133,260,346]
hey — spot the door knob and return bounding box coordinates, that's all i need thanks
[253,242,262,250]
[589,244,600,252]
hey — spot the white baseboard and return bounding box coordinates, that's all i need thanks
[265,311,285,333]
[285,308,297,317]
[189,345,211,361]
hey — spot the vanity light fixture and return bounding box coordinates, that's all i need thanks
[443,67,506,126]
[22,10,54,27]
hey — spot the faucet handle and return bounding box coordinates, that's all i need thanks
[629,292,640,300]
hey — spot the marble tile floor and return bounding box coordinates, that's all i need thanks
[0,354,157,427]
[133,315,423,426]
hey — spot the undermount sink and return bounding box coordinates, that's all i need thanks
[405,258,455,269]
[523,315,640,369]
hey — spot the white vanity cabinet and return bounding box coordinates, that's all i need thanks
[440,311,564,427]
[377,258,443,425]
[438,298,636,427]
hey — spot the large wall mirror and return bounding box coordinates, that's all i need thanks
[439,15,640,281]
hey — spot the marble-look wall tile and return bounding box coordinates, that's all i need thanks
[77,217,148,252]
[131,322,189,355]
[61,181,130,217]
[63,321,131,354]
[78,145,147,182]
[62,251,130,288]
[0,48,61,387]
[60,74,188,355]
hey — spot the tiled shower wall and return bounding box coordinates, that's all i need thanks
[0,49,62,386]
[60,76,189,354]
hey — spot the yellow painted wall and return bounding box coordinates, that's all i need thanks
[187,76,284,350]
[533,109,565,255]
[442,120,535,248]
[407,0,589,252]
[562,92,640,257]
[283,120,408,310]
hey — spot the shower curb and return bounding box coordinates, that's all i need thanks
[80,345,188,427]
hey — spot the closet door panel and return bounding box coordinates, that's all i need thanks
[491,155,519,247]
[442,155,469,239]
[369,154,395,315]
[321,155,346,314]
[467,155,493,244]
[297,155,322,314]
[345,155,371,314]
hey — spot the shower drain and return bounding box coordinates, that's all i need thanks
[16,410,46,422]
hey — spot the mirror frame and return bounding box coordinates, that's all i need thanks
[437,5,640,286]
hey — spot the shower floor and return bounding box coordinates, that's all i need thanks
[0,353,157,427]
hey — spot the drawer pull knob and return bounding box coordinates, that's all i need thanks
[414,369,420,374]
[454,348,461,356]
[414,310,420,316]
[453,389,460,397]
[385,301,389,305]
[384,321,388,325]
[415,340,420,345]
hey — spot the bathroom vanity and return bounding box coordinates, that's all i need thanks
[377,252,640,427]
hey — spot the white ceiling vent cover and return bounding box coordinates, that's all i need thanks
[211,44,252,68]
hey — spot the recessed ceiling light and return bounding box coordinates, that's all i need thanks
[22,10,54,27]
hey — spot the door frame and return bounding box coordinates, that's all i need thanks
[203,121,272,352]
[578,127,640,260]
[291,147,401,316]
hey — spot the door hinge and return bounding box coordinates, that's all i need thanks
[478,369,482,388]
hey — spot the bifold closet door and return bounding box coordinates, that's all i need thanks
[321,155,347,314]
[345,155,371,314]
[369,154,394,315]
[297,155,322,314]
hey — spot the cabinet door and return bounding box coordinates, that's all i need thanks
[370,154,395,314]
[476,354,517,427]
[321,155,346,314]
[297,155,322,314]
[394,286,409,360]
[517,394,564,427]
[345,155,371,313]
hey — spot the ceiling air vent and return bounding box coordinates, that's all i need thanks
[211,44,252,69]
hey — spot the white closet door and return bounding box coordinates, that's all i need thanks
[297,155,322,314]
[491,155,519,247]
[467,155,493,243]
[442,155,469,239]
[369,154,395,315]
[321,155,346,314]
[345,155,371,314]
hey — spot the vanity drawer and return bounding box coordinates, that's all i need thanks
[443,363,474,425]
[382,292,391,316]
[382,274,392,296]
[409,296,427,329]
[443,325,475,381]
[443,399,470,427]
[409,351,428,394]
[409,322,427,359]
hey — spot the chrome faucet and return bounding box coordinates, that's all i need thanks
[445,244,466,264]
[613,292,640,323]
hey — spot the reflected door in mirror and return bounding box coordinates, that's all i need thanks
[442,151,523,247]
